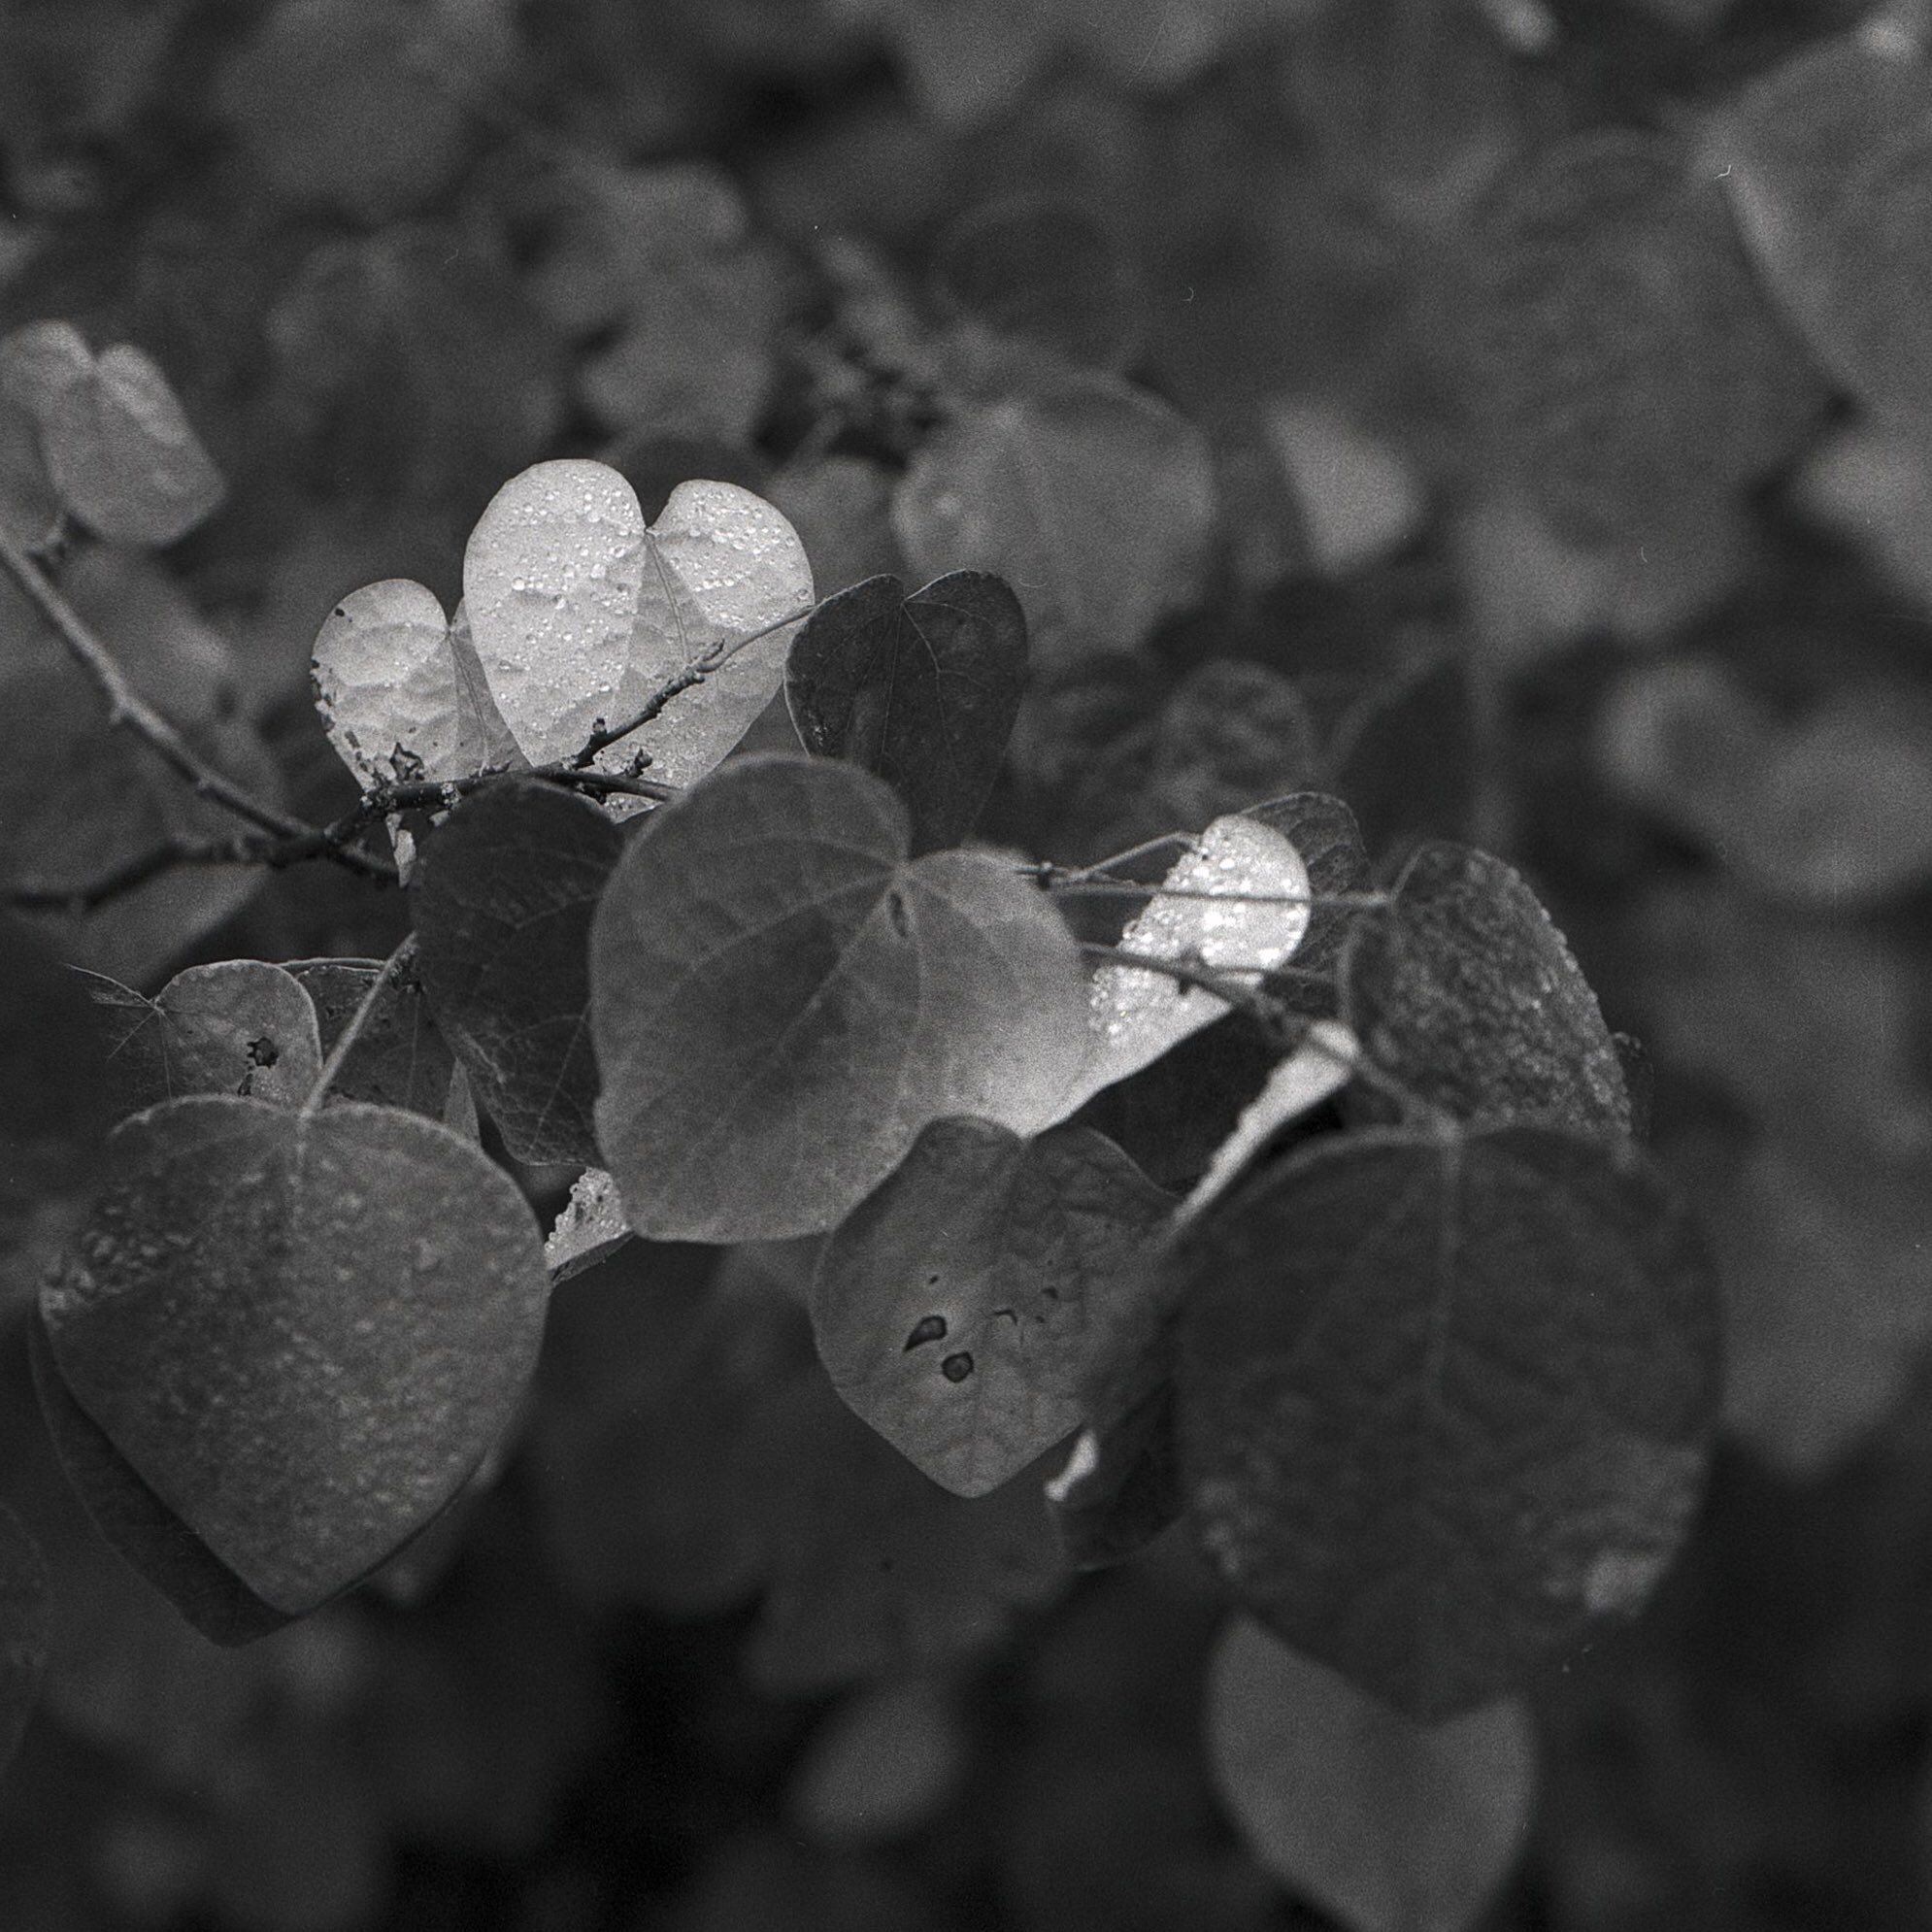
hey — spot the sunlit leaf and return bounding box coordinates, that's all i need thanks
[412,779,621,1166]
[1175,1124,1719,1717]
[785,570,1027,853]
[812,1117,1172,1495]
[544,1167,632,1283]
[590,755,1089,1241]
[1207,1617,1536,1932]
[311,580,467,787]
[41,1096,549,1613]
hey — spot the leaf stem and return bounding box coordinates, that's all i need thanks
[301,935,417,1120]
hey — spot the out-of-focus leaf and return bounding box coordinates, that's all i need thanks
[785,570,1027,852]
[1206,1616,1536,1932]
[38,343,224,546]
[1175,1124,1719,1718]
[812,1117,1172,1495]
[1327,647,1479,854]
[1265,396,1425,578]
[41,1096,549,1613]
[785,1675,968,1849]
[0,1501,46,1776]
[283,958,458,1120]
[745,1363,1067,1691]
[83,959,322,1117]
[590,756,1089,1241]
[765,454,905,599]
[1597,656,1932,903]
[216,0,475,220]
[412,780,620,1166]
[894,370,1216,666]
[1340,841,1630,1136]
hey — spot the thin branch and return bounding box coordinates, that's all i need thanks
[1038,874,1391,910]
[571,603,816,767]
[301,934,416,1120]
[0,522,391,879]
[1079,941,1290,1033]
[6,836,266,915]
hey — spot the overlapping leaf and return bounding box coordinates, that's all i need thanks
[590,755,1089,1241]
[83,960,323,1117]
[284,957,458,1120]
[1207,1618,1536,1932]
[811,1117,1172,1495]
[784,570,1027,853]
[1341,841,1630,1137]
[1174,1125,1720,1717]
[41,1096,549,1614]
[411,780,621,1166]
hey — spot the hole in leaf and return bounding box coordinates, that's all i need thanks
[941,1351,975,1382]
[904,1314,948,1350]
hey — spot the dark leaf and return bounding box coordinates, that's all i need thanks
[0,1499,46,1777]
[412,780,621,1166]
[1206,1616,1536,1932]
[1328,650,1479,857]
[812,1117,1172,1495]
[41,1096,549,1614]
[1175,1124,1720,1718]
[786,570,1028,854]
[283,957,457,1119]
[1245,790,1371,976]
[28,1311,290,1646]
[1045,1383,1183,1571]
[1341,841,1630,1136]
[590,755,1089,1241]
[745,1364,1067,1692]
[83,959,323,1117]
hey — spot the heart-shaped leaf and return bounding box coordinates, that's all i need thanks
[1341,842,1630,1137]
[41,1096,549,1614]
[83,960,324,1117]
[811,1117,1173,1496]
[894,371,1216,665]
[590,755,1089,1242]
[312,580,468,787]
[1207,1617,1536,1932]
[1053,813,1313,1123]
[411,780,622,1166]
[1175,1124,1719,1718]
[283,958,458,1120]
[785,571,1027,854]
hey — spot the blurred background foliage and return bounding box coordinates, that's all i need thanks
[8,0,1932,1925]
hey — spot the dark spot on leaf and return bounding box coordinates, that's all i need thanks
[904,1314,948,1350]
[246,1038,280,1069]
[942,1351,975,1382]
[886,886,913,939]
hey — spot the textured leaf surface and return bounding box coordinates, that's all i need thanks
[283,958,458,1120]
[311,580,466,787]
[38,344,224,546]
[1055,813,1312,1122]
[545,1167,633,1283]
[812,1117,1172,1495]
[785,570,1027,853]
[1175,1126,1717,1717]
[893,373,1216,663]
[1207,1618,1536,1932]
[84,960,323,1117]
[412,780,621,1165]
[41,1097,549,1614]
[1342,842,1629,1137]
[590,756,1088,1241]
[746,1365,1066,1692]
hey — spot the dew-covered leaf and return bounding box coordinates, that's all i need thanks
[1207,1617,1536,1932]
[605,478,815,789]
[28,1311,291,1647]
[785,570,1027,853]
[412,780,621,1167]
[283,958,457,1120]
[1713,33,1932,426]
[1341,842,1629,1137]
[1053,813,1313,1122]
[0,1499,47,1775]
[812,1117,1173,1496]
[545,1167,632,1283]
[894,371,1216,664]
[464,458,648,769]
[590,755,1089,1242]
[39,344,225,547]
[311,580,465,788]
[745,1363,1067,1692]
[1175,1124,1719,1718]
[83,960,324,1117]
[41,1096,550,1614]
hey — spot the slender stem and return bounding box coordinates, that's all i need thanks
[6,836,262,914]
[301,935,417,1120]
[1040,876,1391,910]
[0,522,392,877]
[1078,941,1287,1031]
[572,603,816,766]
